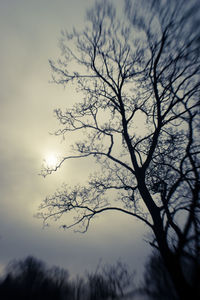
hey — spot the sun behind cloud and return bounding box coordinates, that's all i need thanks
[44,153,58,168]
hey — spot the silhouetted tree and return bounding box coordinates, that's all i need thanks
[101,260,135,298]
[39,0,200,299]
[87,260,134,300]
[141,252,179,300]
[141,251,200,300]
[72,275,86,300]
[0,256,72,300]
[0,257,134,300]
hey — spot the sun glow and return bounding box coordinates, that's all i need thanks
[45,153,58,168]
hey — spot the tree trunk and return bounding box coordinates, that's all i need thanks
[161,251,198,300]
[137,179,198,300]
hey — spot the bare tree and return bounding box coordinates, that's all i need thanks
[72,276,86,300]
[39,0,200,299]
[86,260,134,300]
[0,256,72,299]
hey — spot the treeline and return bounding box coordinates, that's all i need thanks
[0,253,199,299]
[0,256,134,300]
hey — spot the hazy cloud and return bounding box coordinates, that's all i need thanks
[0,0,149,279]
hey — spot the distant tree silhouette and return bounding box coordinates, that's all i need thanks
[39,0,200,299]
[0,256,134,300]
[72,275,87,300]
[87,260,134,300]
[0,256,72,300]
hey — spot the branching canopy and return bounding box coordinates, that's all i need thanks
[39,1,200,287]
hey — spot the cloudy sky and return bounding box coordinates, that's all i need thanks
[0,0,150,279]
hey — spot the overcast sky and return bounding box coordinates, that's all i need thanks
[0,0,151,279]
